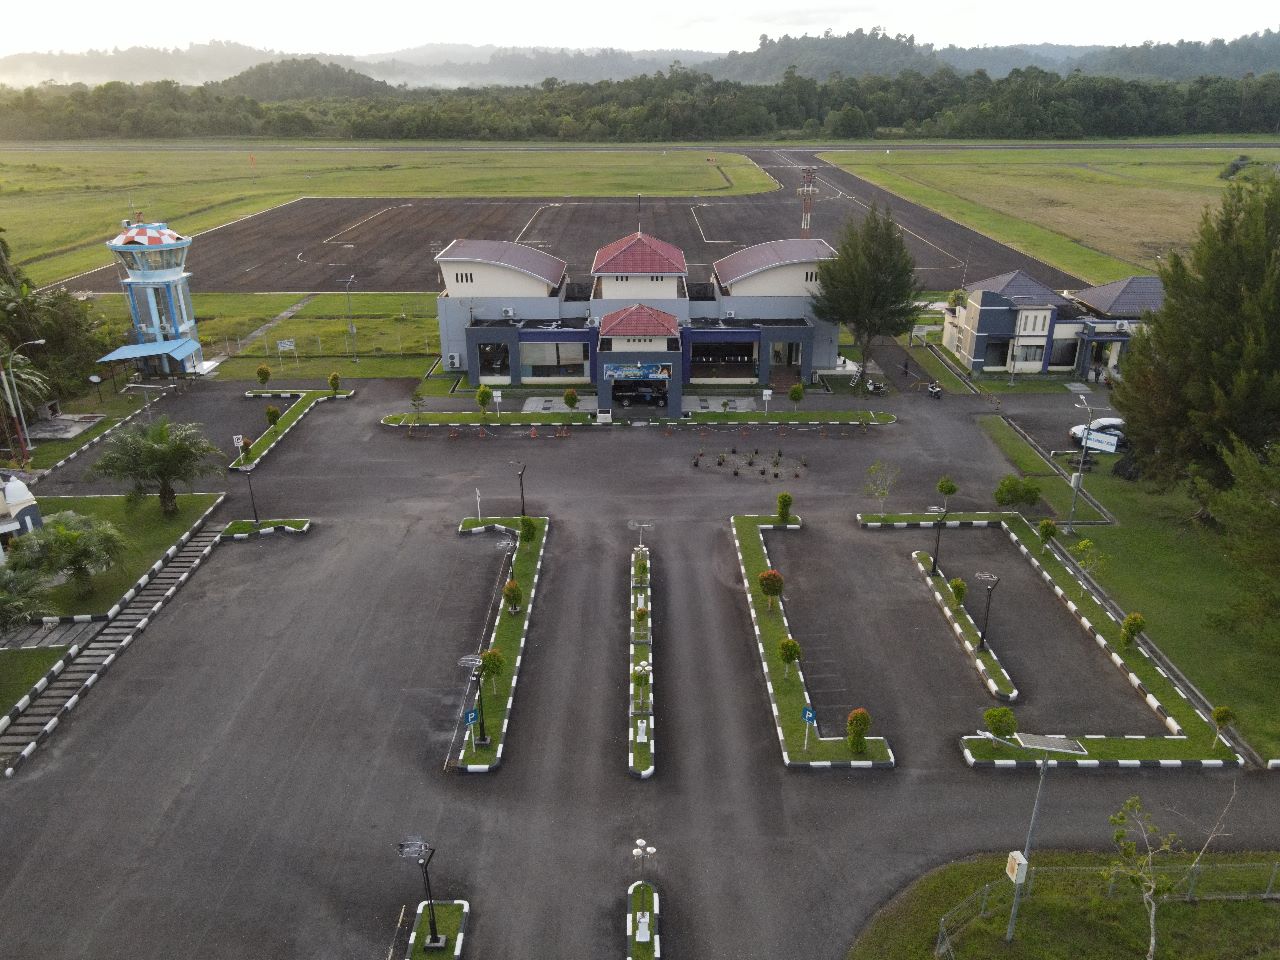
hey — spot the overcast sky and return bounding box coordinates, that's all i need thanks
[3,3,1273,58]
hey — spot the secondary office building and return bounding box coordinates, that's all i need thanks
[435,232,840,412]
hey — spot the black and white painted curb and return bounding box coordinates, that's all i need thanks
[229,390,354,472]
[4,496,226,778]
[28,389,170,485]
[857,513,1006,530]
[219,519,312,541]
[913,553,1018,702]
[40,496,225,625]
[405,899,469,959]
[455,519,549,773]
[731,515,895,770]
[626,882,661,960]
[381,414,896,430]
[628,546,655,780]
[961,735,1244,769]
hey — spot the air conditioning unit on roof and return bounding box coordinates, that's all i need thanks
[1116,320,1129,333]
[447,353,460,370]
[725,310,735,320]
[501,307,515,319]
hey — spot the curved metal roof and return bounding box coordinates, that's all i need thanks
[713,239,836,286]
[435,240,567,286]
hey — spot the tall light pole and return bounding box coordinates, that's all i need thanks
[628,519,653,548]
[244,469,261,525]
[1065,397,1101,535]
[398,837,447,951]
[976,572,1000,650]
[508,460,526,517]
[344,275,358,363]
[458,654,488,746]
[927,505,948,577]
[4,339,46,460]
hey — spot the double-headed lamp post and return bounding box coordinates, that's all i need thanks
[927,505,949,577]
[508,460,526,517]
[627,519,653,548]
[976,572,1000,651]
[397,837,447,950]
[3,339,47,461]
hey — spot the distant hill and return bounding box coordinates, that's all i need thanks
[1,28,1277,91]
[215,58,393,100]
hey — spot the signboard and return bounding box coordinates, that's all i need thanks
[232,435,243,448]
[1083,431,1119,454]
[276,339,296,352]
[762,389,773,401]
[1006,851,1028,884]
[464,708,479,726]
[603,362,672,382]
[492,390,503,404]
[801,706,816,725]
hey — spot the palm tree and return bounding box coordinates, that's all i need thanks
[8,511,125,599]
[91,417,222,516]
[0,566,49,632]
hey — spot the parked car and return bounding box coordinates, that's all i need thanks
[614,384,667,408]
[1069,417,1126,446]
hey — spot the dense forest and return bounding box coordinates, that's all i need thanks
[2,59,1279,141]
[2,27,1278,89]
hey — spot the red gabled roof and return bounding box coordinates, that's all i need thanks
[591,232,687,276]
[599,304,680,337]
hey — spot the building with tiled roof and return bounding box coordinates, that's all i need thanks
[599,304,680,338]
[592,233,688,299]
[1071,276,1164,318]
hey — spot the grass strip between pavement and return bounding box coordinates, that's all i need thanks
[0,647,67,716]
[915,551,1017,699]
[629,546,653,776]
[458,516,547,768]
[628,882,658,960]
[734,515,892,764]
[978,415,1105,522]
[231,390,350,466]
[406,901,465,959]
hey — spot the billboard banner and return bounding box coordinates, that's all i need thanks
[603,362,672,381]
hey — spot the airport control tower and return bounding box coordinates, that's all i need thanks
[99,221,203,376]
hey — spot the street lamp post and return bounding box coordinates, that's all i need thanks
[343,275,358,363]
[4,339,47,460]
[927,505,948,577]
[508,460,526,517]
[627,519,653,548]
[1065,398,1098,535]
[457,654,488,745]
[976,572,1000,651]
[1006,756,1050,942]
[631,839,656,874]
[397,837,447,951]
[244,469,261,525]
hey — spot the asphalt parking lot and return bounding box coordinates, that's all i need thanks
[0,378,1273,960]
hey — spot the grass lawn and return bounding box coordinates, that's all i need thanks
[847,852,1280,960]
[291,292,438,320]
[37,494,220,616]
[820,147,1280,284]
[27,417,120,469]
[916,551,1017,699]
[901,343,968,394]
[218,354,430,381]
[2,147,775,285]
[734,515,893,764]
[0,647,67,715]
[233,312,441,361]
[977,416,1105,523]
[629,882,658,960]
[232,390,349,466]
[974,376,1075,394]
[458,516,546,768]
[222,519,308,535]
[964,735,1237,762]
[406,901,466,959]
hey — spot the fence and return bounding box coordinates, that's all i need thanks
[935,862,1280,958]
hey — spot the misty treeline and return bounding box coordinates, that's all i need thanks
[2,61,1279,141]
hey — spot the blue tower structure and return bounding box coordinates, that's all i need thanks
[98,221,203,376]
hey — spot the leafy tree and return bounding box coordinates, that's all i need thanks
[265,404,281,431]
[936,475,957,509]
[0,565,49,631]
[776,492,793,523]
[846,707,871,753]
[812,205,920,369]
[788,382,804,409]
[1072,538,1107,587]
[984,706,1017,740]
[1210,439,1280,645]
[478,648,505,694]
[1038,518,1059,552]
[562,387,579,411]
[948,577,967,609]
[635,605,648,623]
[779,637,801,677]
[758,568,784,609]
[994,474,1041,509]
[327,371,341,395]
[476,384,493,418]
[1105,787,1235,960]
[90,416,222,516]
[502,578,523,613]
[0,353,49,461]
[9,511,125,599]
[1120,612,1146,647]
[864,460,899,512]
[520,516,537,543]
[1113,177,1280,494]
[1210,705,1236,744]
[256,364,271,386]
[408,395,427,433]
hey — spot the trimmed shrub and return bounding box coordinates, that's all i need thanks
[502,578,523,613]
[984,706,1017,740]
[758,568,784,609]
[847,707,872,753]
[777,492,794,523]
[256,364,271,386]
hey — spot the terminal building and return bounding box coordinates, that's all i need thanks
[96,221,204,377]
[941,270,1164,379]
[435,233,841,412]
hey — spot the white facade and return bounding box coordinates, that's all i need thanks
[442,262,557,299]
[600,336,672,352]
[598,275,679,299]
[724,262,821,297]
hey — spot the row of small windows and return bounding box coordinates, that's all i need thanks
[612,276,667,282]
[805,270,818,282]
[599,337,681,352]
[455,272,475,284]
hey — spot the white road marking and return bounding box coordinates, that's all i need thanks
[516,202,562,242]
[690,206,734,243]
